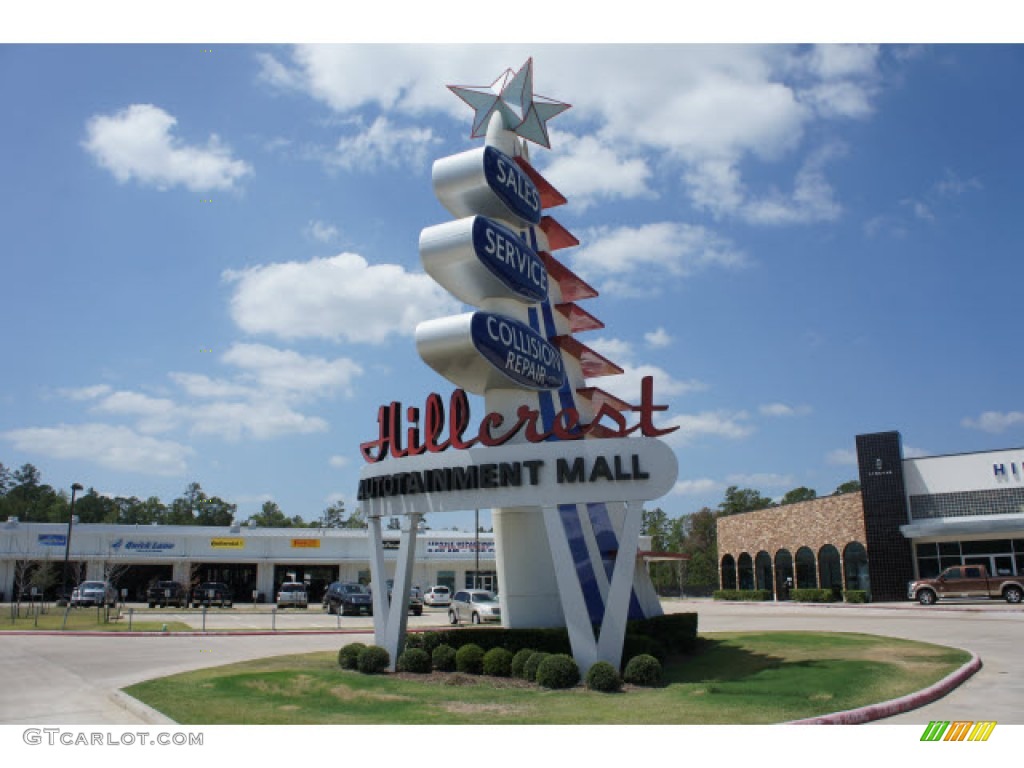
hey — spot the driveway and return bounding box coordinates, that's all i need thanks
[0,600,1019,725]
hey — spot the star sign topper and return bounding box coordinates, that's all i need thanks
[448,58,570,150]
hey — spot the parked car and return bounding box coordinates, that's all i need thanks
[147,580,187,608]
[71,580,118,608]
[323,581,373,616]
[423,585,452,606]
[191,581,233,608]
[449,589,501,624]
[276,581,309,609]
[369,580,424,616]
[908,564,1024,605]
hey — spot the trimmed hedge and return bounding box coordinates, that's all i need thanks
[338,642,367,670]
[536,654,580,689]
[406,627,572,656]
[627,612,698,655]
[523,651,550,682]
[396,647,431,674]
[511,648,535,679]
[844,590,868,603]
[713,590,772,601]
[455,643,485,674]
[356,645,390,674]
[789,588,838,603]
[622,654,662,686]
[482,647,513,677]
[621,633,666,664]
[585,661,622,693]
[432,643,457,672]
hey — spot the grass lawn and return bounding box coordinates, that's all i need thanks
[2,607,192,632]
[124,631,970,724]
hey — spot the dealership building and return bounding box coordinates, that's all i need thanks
[0,522,502,604]
[717,431,1024,602]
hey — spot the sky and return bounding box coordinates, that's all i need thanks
[2,31,1024,530]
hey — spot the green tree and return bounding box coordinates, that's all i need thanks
[779,486,817,506]
[718,486,776,517]
[0,462,12,496]
[195,495,236,526]
[833,480,861,495]
[73,488,118,523]
[246,500,304,528]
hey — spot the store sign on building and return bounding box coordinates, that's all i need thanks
[110,538,175,553]
[210,538,245,549]
[290,539,321,549]
[427,539,496,555]
[38,534,66,547]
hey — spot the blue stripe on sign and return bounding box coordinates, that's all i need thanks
[559,502,605,627]
[587,502,646,619]
[526,304,556,430]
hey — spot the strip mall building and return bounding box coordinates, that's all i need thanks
[717,431,1024,601]
[0,524,500,604]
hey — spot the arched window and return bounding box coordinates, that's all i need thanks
[795,546,817,589]
[720,554,737,590]
[775,549,793,598]
[843,542,869,593]
[755,551,773,592]
[737,553,754,590]
[818,544,842,590]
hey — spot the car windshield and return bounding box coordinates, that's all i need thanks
[281,584,304,592]
[342,584,365,594]
[472,593,497,604]
[433,587,449,593]
[81,582,104,589]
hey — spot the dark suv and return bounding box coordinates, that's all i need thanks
[323,581,373,616]
[147,580,187,608]
[191,581,233,608]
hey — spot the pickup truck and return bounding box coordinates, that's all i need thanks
[908,564,1024,605]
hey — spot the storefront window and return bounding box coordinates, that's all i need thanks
[720,555,737,589]
[818,545,841,590]
[737,553,754,590]
[775,550,793,598]
[755,551,773,592]
[843,542,869,593]
[795,547,817,589]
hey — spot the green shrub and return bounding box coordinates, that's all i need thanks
[585,661,622,693]
[338,642,366,670]
[523,651,549,682]
[356,645,390,674]
[626,613,698,655]
[790,588,837,603]
[713,590,772,601]
[413,628,571,656]
[844,590,868,603]
[622,654,662,686]
[622,633,666,663]
[432,643,457,672]
[396,647,431,674]
[481,647,513,677]
[455,643,485,674]
[536,653,580,689]
[511,648,535,679]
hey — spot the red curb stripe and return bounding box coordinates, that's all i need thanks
[787,651,982,725]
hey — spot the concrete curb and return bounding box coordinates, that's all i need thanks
[788,650,982,725]
[108,690,177,724]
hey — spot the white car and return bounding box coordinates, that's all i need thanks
[448,589,501,624]
[276,582,308,609]
[423,585,451,606]
[71,581,118,607]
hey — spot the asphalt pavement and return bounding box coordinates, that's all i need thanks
[0,599,1019,725]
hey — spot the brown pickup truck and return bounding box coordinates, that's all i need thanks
[908,564,1024,605]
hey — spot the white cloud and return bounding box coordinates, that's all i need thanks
[328,455,349,469]
[221,343,363,399]
[82,104,251,192]
[903,444,931,459]
[59,384,113,401]
[572,222,746,294]
[662,410,754,446]
[672,478,720,496]
[934,169,983,197]
[587,337,706,405]
[962,411,1024,434]
[539,133,653,211]
[306,220,339,243]
[189,401,327,441]
[726,472,794,488]
[2,423,192,476]
[644,328,672,349]
[168,373,255,400]
[93,390,179,434]
[224,252,459,344]
[759,403,811,417]
[738,142,844,225]
[827,448,857,466]
[327,116,439,172]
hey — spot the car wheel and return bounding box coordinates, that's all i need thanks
[1004,586,1023,604]
[449,610,458,625]
[918,589,937,606]
[471,612,481,625]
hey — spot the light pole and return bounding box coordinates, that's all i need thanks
[61,483,83,603]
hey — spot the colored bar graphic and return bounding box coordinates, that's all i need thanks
[967,722,996,741]
[920,721,949,741]
[921,720,996,742]
[945,721,974,741]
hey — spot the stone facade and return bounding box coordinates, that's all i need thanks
[716,492,869,597]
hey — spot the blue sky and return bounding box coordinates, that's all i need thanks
[2,40,1023,530]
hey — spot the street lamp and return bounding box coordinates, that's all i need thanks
[61,483,83,604]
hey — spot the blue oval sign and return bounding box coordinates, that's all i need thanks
[483,146,542,226]
[470,312,565,390]
[472,217,548,303]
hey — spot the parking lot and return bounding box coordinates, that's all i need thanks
[0,598,1020,725]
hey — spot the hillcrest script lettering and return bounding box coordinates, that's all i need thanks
[360,375,678,463]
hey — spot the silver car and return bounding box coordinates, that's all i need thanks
[71,580,118,607]
[448,589,501,624]
[423,585,451,606]
[276,582,308,609]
